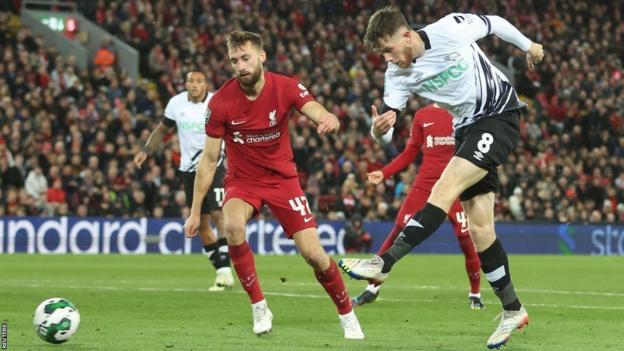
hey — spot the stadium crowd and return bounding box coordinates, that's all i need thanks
[1,0,623,224]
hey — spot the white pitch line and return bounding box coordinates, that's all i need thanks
[285,282,624,298]
[2,283,624,311]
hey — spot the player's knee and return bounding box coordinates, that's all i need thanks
[223,217,246,242]
[467,221,495,243]
[301,250,329,271]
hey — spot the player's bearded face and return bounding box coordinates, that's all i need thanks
[237,61,262,87]
[229,43,265,88]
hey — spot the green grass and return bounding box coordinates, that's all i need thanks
[1,254,623,350]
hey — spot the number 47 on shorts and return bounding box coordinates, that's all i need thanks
[289,196,314,222]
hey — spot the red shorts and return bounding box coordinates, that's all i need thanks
[224,177,317,238]
[396,186,470,238]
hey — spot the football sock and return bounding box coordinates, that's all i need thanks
[478,239,521,311]
[217,237,231,267]
[203,242,221,269]
[229,242,264,304]
[377,225,402,256]
[457,234,481,294]
[380,203,446,273]
[315,259,352,315]
[365,283,380,294]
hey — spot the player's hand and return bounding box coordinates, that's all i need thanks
[133,151,147,169]
[316,113,340,135]
[526,42,544,71]
[371,105,396,138]
[367,170,384,185]
[183,213,201,238]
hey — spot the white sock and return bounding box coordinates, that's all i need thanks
[366,284,380,294]
[252,299,267,308]
[339,310,355,319]
[469,292,481,298]
[216,267,231,274]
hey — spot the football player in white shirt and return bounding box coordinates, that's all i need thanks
[134,70,233,291]
[338,7,543,349]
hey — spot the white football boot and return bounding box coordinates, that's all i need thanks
[337,256,389,283]
[486,306,529,349]
[338,310,364,339]
[251,299,273,336]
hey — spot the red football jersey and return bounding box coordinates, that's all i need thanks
[382,104,455,187]
[206,72,314,182]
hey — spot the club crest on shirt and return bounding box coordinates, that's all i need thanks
[269,109,277,127]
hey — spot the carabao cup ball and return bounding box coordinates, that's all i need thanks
[33,298,80,344]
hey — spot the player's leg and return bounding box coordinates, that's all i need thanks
[182,171,229,288]
[292,228,364,339]
[338,157,486,281]
[353,187,427,306]
[462,192,528,348]
[198,214,230,291]
[210,165,230,265]
[269,178,363,339]
[339,111,521,285]
[222,188,271,335]
[204,169,233,290]
[448,201,482,309]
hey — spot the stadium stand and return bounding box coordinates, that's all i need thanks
[1,0,623,223]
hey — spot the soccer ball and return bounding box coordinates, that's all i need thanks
[33,298,80,344]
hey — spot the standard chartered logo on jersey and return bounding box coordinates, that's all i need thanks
[178,121,204,131]
[421,58,468,93]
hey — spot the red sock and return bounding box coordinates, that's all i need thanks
[315,259,352,315]
[228,242,264,303]
[457,235,481,294]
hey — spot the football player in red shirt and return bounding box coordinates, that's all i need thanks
[183,31,364,339]
[352,104,483,309]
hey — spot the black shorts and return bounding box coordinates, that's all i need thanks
[454,109,522,201]
[181,165,226,214]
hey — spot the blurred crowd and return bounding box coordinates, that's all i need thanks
[1,0,623,224]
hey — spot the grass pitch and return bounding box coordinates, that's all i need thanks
[1,254,622,350]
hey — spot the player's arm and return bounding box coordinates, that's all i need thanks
[381,139,421,178]
[300,101,340,135]
[190,136,222,216]
[454,13,544,70]
[133,118,175,168]
[368,119,422,185]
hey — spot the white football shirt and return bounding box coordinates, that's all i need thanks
[164,91,224,172]
[383,13,532,131]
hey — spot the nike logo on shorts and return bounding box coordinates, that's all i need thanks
[423,122,435,127]
[304,216,314,223]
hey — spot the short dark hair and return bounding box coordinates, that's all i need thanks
[226,30,264,51]
[363,6,410,51]
[185,70,207,81]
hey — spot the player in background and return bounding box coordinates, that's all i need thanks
[183,31,364,339]
[134,70,233,291]
[338,7,543,349]
[352,104,483,309]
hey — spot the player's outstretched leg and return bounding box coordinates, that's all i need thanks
[338,202,447,281]
[350,225,402,306]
